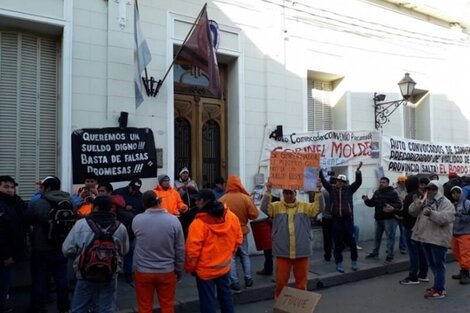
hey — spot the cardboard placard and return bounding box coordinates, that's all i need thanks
[269,151,321,191]
[273,287,321,313]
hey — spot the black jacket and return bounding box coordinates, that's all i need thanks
[320,170,362,219]
[0,192,25,263]
[364,186,402,220]
[398,176,420,229]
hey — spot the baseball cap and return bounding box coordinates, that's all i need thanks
[36,176,61,190]
[448,171,458,179]
[191,189,216,202]
[179,167,189,176]
[158,174,170,184]
[336,174,348,182]
[129,178,142,189]
[142,190,160,208]
[0,175,18,186]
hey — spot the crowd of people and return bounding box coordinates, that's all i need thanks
[0,167,469,312]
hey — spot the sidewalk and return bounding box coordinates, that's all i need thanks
[9,240,454,313]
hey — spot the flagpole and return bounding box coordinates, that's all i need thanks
[153,3,208,96]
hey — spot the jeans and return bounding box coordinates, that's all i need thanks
[0,265,13,313]
[372,218,398,259]
[321,218,333,260]
[123,238,136,275]
[332,219,357,263]
[397,221,407,252]
[196,273,234,313]
[229,234,252,285]
[72,278,116,313]
[404,228,428,280]
[423,243,447,292]
[29,249,70,312]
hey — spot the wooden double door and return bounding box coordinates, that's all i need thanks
[174,95,227,188]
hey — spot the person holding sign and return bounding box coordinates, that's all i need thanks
[319,162,362,273]
[259,182,319,300]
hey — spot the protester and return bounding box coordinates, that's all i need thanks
[25,176,74,313]
[363,177,402,263]
[73,173,99,218]
[319,173,335,262]
[113,178,144,215]
[185,189,242,313]
[62,195,129,313]
[153,175,188,217]
[320,163,362,272]
[260,181,319,299]
[212,177,225,200]
[0,176,25,313]
[397,176,429,285]
[174,167,199,207]
[449,186,470,285]
[443,171,461,201]
[97,182,126,214]
[219,175,259,292]
[132,191,184,313]
[409,181,455,299]
[395,175,408,255]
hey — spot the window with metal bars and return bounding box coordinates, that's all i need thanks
[307,80,332,131]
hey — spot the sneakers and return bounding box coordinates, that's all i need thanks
[365,253,378,259]
[400,249,407,255]
[399,277,419,285]
[336,263,345,273]
[356,245,363,250]
[384,257,394,264]
[452,270,463,280]
[460,269,470,285]
[231,283,242,294]
[351,261,358,271]
[418,276,430,282]
[245,278,254,287]
[256,269,273,276]
[424,287,446,299]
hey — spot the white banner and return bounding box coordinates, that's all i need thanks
[261,128,380,168]
[382,135,470,175]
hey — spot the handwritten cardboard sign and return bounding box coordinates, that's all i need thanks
[269,151,320,191]
[273,287,321,313]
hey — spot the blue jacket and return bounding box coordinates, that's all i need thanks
[113,186,143,215]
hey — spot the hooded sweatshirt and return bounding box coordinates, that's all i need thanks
[450,186,470,236]
[185,201,242,280]
[62,211,129,279]
[25,190,76,251]
[219,176,259,234]
[399,176,420,229]
[409,181,455,247]
[153,184,188,216]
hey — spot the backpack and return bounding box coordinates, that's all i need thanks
[46,199,75,244]
[78,219,120,282]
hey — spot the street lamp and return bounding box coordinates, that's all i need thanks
[373,73,416,129]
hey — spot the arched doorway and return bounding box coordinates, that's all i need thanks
[174,63,227,188]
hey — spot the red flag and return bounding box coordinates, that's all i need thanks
[177,5,222,98]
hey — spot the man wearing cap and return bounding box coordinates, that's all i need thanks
[185,189,242,313]
[319,164,362,273]
[363,176,402,263]
[113,178,144,284]
[153,175,188,217]
[0,175,26,313]
[62,195,129,312]
[443,171,462,201]
[260,182,320,299]
[174,167,199,206]
[25,176,74,313]
[409,181,454,299]
[132,190,185,313]
[395,175,408,255]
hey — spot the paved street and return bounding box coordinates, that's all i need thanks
[217,262,467,313]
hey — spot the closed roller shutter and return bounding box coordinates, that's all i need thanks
[307,80,332,131]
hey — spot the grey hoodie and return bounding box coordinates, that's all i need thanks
[409,181,455,248]
[25,190,76,251]
[450,186,470,236]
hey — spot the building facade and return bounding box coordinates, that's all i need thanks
[1,0,469,239]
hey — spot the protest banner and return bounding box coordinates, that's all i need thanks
[269,151,320,191]
[382,135,470,175]
[71,127,157,183]
[261,127,380,169]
